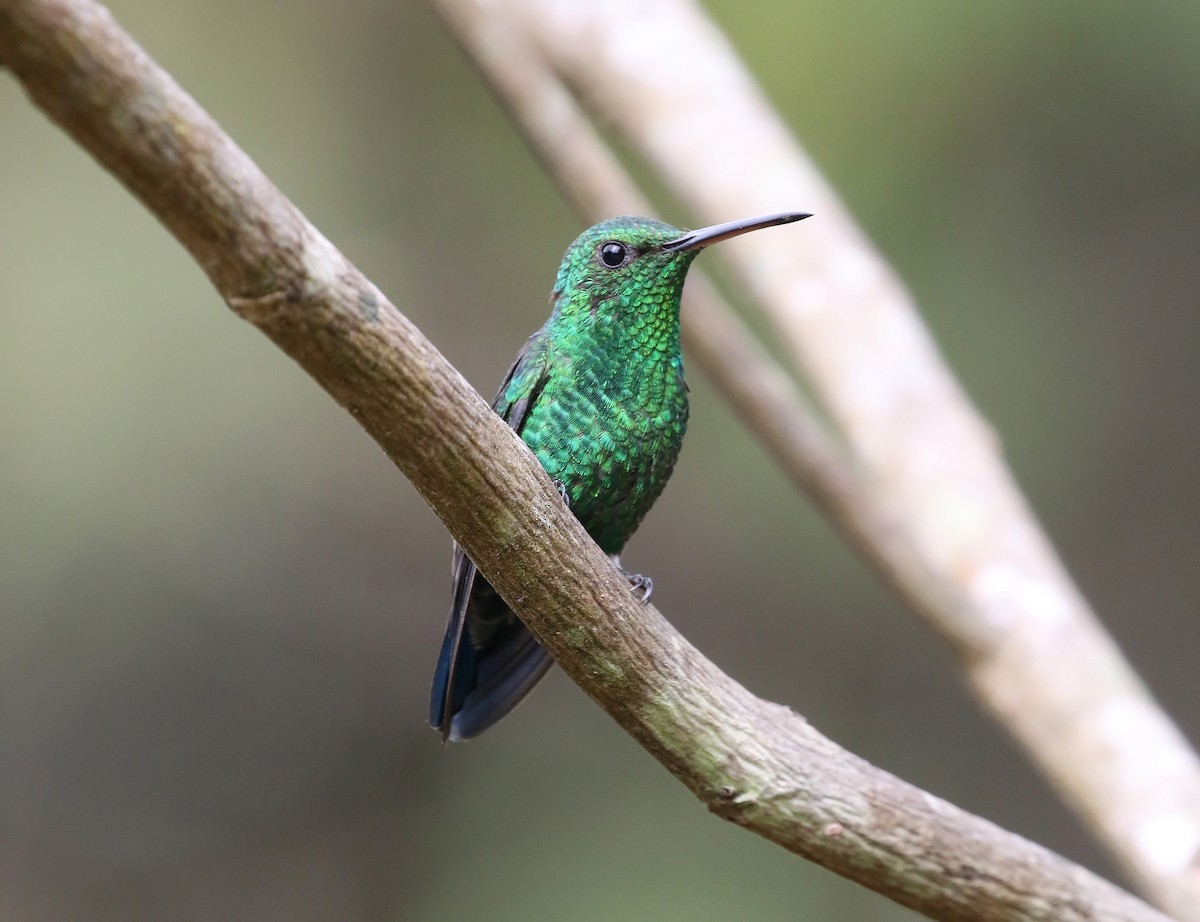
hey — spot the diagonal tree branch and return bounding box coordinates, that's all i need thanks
[0,1,1183,920]
[430,1,1200,917]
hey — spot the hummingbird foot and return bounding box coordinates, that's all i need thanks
[626,572,654,602]
[610,555,653,602]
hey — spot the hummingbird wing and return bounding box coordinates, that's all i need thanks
[429,334,556,741]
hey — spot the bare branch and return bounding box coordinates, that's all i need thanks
[451,1,1200,916]
[0,1,1183,920]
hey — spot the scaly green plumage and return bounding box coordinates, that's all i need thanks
[508,217,695,551]
[430,211,809,741]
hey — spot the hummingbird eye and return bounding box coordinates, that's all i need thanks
[598,241,632,269]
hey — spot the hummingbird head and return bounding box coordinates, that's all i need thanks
[549,212,810,331]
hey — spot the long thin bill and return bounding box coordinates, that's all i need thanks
[660,211,811,252]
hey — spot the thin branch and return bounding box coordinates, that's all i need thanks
[0,1,1181,920]
[465,1,1200,916]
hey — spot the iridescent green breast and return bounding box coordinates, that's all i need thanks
[491,216,698,554]
[507,334,688,555]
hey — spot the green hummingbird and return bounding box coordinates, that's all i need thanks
[430,211,810,741]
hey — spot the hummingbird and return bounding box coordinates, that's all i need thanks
[430,211,810,741]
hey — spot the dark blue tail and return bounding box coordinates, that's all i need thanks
[429,551,554,741]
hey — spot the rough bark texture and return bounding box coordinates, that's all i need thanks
[0,1,1184,920]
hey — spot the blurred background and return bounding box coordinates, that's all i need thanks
[2,1,1198,919]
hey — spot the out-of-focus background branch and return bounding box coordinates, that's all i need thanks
[428,1,1200,916]
[1,1,1198,920]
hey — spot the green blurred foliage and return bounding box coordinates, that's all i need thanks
[1,1,1198,920]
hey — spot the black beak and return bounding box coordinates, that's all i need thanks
[660,211,812,252]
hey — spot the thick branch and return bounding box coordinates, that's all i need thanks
[483,1,1200,916]
[0,1,1179,920]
